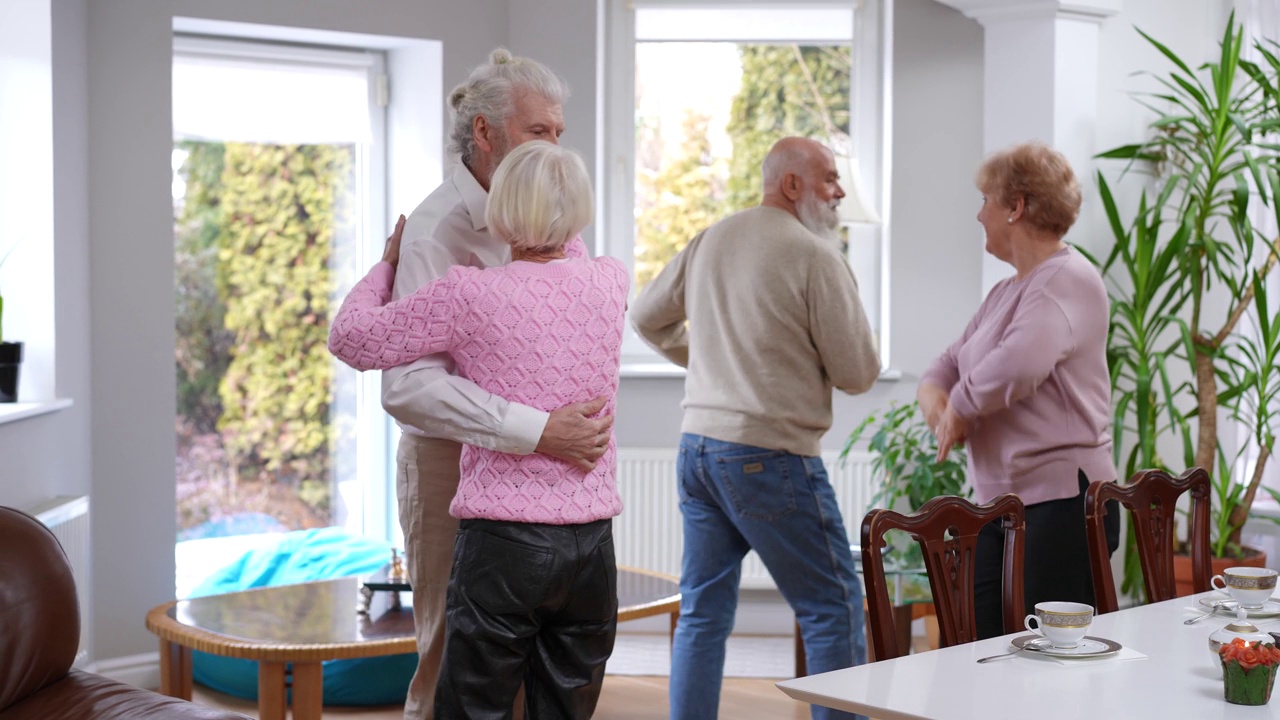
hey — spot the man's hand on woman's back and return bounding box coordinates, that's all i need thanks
[537,397,614,471]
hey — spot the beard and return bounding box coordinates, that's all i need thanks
[796,191,841,243]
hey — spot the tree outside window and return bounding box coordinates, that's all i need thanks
[174,141,358,536]
[632,43,852,292]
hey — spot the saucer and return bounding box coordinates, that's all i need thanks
[1011,634,1122,658]
[1198,596,1280,618]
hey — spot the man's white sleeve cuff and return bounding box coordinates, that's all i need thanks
[500,403,550,455]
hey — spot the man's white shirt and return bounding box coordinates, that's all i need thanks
[379,163,549,454]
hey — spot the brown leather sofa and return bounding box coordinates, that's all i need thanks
[0,506,249,720]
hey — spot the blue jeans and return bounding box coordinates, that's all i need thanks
[669,434,867,720]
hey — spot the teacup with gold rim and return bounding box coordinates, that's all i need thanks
[1023,601,1094,649]
[1211,567,1279,610]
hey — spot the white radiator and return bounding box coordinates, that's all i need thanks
[28,495,91,666]
[614,448,877,589]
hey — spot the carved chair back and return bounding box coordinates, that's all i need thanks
[1085,468,1212,614]
[860,494,1026,661]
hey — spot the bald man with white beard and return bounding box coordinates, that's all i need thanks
[631,137,879,720]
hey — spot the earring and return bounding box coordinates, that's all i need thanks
[1007,217,1014,224]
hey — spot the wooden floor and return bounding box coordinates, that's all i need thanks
[193,676,811,719]
[191,621,941,718]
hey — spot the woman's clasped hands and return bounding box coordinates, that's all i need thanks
[918,383,966,463]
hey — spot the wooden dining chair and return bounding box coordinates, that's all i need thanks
[860,494,1026,661]
[1084,467,1212,614]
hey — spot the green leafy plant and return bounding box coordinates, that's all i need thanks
[1097,14,1280,574]
[841,400,971,566]
[842,400,970,512]
[1221,275,1280,542]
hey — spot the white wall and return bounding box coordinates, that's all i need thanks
[506,0,599,248]
[0,0,56,403]
[51,0,92,471]
[0,0,92,553]
[886,0,985,379]
[0,0,1237,669]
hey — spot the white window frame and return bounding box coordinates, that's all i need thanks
[599,0,893,374]
[171,34,395,543]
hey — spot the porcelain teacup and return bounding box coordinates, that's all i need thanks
[1023,601,1094,649]
[1211,567,1279,609]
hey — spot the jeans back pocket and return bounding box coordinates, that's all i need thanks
[714,450,798,522]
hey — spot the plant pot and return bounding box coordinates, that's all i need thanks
[1222,658,1277,705]
[0,341,22,403]
[1175,546,1269,598]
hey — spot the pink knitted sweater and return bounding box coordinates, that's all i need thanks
[329,256,629,525]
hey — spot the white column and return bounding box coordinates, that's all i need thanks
[940,0,1119,294]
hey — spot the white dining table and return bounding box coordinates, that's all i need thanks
[776,590,1279,720]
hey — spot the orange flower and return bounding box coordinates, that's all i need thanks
[1219,641,1280,669]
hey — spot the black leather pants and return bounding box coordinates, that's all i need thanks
[434,518,618,720]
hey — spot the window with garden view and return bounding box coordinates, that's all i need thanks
[634,42,852,287]
[605,3,888,366]
[171,36,391,596]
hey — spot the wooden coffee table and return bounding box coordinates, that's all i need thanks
[146,566,681,719]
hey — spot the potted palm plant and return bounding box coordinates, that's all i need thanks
[1096,14,1280,597]
[0,239,22,403]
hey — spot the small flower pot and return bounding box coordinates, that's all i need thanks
[1223,659,1277,705]
[0,341,22,403]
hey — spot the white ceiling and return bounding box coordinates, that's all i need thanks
[930,0,1123,19]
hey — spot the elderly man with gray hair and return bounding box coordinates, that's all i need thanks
[380,49,612,720]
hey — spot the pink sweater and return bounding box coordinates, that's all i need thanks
[920,247,1115,505]
[329,257,629,524]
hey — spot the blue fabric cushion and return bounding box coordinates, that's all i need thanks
[189,527,415,706]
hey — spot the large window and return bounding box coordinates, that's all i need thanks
[171,36,392,596]
[602,1,891,369]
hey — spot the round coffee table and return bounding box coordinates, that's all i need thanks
[146,566,680,719]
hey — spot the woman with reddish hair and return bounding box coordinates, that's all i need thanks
[919,142,1120,639]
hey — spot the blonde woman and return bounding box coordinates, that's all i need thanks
[329,141,628,719]
[919,142,1120,639]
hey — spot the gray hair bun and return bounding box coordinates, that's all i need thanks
[490,48,513,65]
[449,86,467,111]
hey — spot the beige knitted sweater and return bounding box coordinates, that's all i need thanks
[631,206,881,456]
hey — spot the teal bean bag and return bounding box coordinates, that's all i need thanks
[189,526,416,706]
